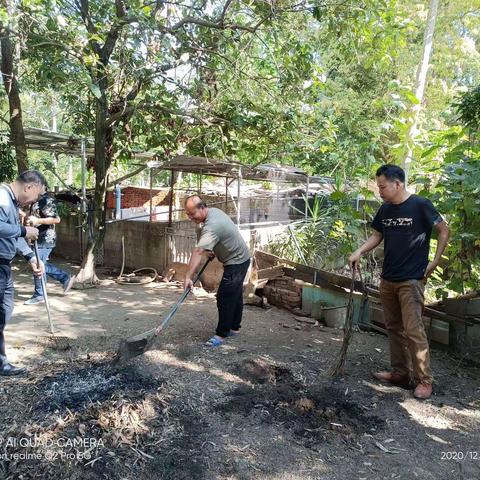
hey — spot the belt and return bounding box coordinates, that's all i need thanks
[0,258,12,266]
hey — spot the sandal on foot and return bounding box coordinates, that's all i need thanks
[205,336,225,347]
[227,330,239,337]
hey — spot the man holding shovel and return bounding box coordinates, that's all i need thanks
[0,171,46,375]
[184,195,250,347]
[348,165,449,399]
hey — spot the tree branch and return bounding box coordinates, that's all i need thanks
[220,0,234,23]
[166,15,259,33]
[76,0,97,35]
[102,0,138,64]
[76,0,101,56]
[43,162,75,192]
[107,164,148,187]
[105,62,175,127]
[160,0,272,36]
[106,104,135,127]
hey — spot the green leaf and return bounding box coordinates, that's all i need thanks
[403,90,420,105]
[89,83,102,99]
[330,191,346,201]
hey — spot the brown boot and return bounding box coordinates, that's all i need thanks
[373,371,410,386]
[413,383,432,399]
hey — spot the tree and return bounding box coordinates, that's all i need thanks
[419,86,480,296]
[4,0,479,293]
[23,0,301,285]
[0,0,28,172]
[402,0,440,181]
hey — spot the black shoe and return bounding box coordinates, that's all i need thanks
[0,362,26,376]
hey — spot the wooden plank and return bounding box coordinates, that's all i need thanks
[283,267,347,295]
[368,286,476,325]
[254,250,365,292]
[257,266,285,280]
[430,290,480,307]
[254,250,289,269]
[358,322,387,335]
[255,251,478,327]
[293,262,364,292]
[424,307,475,326]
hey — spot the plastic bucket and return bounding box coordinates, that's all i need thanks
[323,305,348,328]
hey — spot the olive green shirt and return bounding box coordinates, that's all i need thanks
[196,208,250,266]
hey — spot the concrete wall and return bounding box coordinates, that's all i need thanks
[103,221,168,272]
[55,213,295,276]
[55,214,83,261]
[55,214,169,273]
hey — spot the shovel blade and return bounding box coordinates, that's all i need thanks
[113,328,156,366]
[112,257,213,368]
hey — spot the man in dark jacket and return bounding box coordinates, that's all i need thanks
[0,170,46,375]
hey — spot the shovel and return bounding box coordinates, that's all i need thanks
[114,257,212,366]
[33,240,55,335]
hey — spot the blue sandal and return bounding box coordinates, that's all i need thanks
[227,330,239,337]
[205,336,225,347]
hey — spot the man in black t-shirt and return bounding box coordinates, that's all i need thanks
[349,165,449,400]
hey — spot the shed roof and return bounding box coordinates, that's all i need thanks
[6,127,333,185]
[160,156,333,184]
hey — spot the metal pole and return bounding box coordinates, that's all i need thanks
[68,156,73,185]
[34,241,55,334]
[149,168,153,222]
[78,211,83,260]
[168,170,174,226]
[287,225,307,265]
[80,139,87,214]
[225,181,238,215]
[305,175,309,220]
[115,184,122,220]
[80,139,87,259]
[236,167,242,228]
[225,177,228,213]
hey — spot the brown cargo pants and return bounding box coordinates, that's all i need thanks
[379,278,433,385]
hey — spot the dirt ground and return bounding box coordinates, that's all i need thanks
[0,259,479,480]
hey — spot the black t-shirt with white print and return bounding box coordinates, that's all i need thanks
[30,194,58,248]
[371,195,442,282]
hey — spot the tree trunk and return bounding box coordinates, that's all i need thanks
[0,0,28,173]
[75,75,112,286]
[402,0,440,183]
[74,0,131,286]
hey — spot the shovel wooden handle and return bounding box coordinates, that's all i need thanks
[154,256,213,335]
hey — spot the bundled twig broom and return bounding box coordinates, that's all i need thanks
[329,266,367,377]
